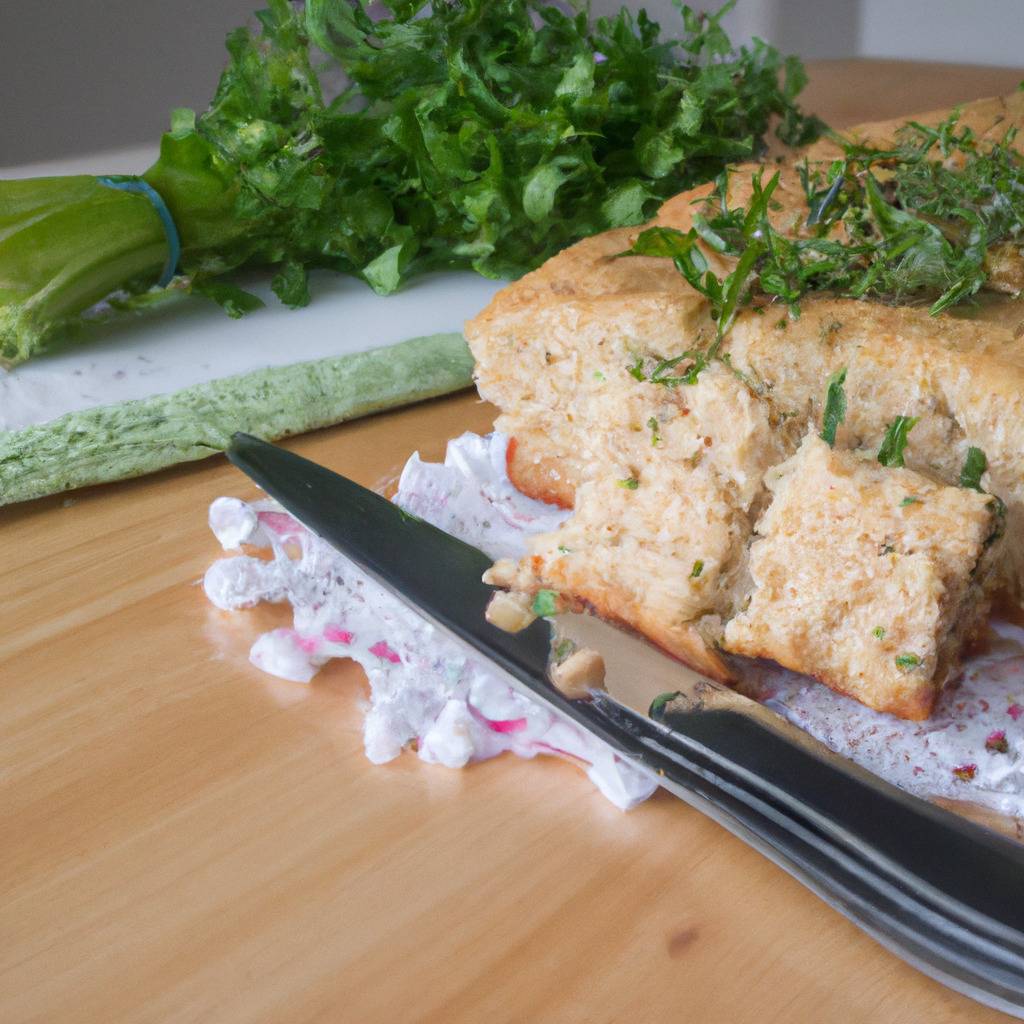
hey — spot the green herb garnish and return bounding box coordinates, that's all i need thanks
[619,168,782,367]
[819,367,848,446]
[872,626,886,640]
[895,652,922,670]
[960,446,988,491]
[617,107,1024,347]
[690,560,704,578]
[900,496,922,507]
[649,691,682,720]
[648,416,662,445]
[553,638,576,661]
[0,1,821,367]
[593,371,606,383]
[877,415,919,468]
[618,477,640,490]
[532,589,560,617]
[557,544,571,555]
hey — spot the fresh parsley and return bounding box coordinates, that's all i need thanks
[877,415,919,468]
[960,446,988,491]
[649,691,682,720]
[819,367,848,446]
[895,652,922,671]
[532,589,560,617]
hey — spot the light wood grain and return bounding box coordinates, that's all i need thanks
[4,61,1024,1024]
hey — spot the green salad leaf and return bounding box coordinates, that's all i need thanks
[0,0,822,366]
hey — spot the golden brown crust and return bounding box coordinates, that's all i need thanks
[530,553,735,684]
[505,436,577,510]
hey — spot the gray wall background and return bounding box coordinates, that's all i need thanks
[2,1,1022,165]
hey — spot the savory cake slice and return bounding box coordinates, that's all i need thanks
[486,362,789,681]
[466,90,1024,719]
[723,435,1005,719]
[722,295,1024,602]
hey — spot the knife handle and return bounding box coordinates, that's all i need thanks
[574,692,1024,1016]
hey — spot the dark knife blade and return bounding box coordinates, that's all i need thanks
[226,431,1024,1017]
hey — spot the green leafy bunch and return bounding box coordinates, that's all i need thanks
[186,0,822,295]
[0,0,823,366]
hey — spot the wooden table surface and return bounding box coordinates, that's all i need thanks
[4,60,1024,1024]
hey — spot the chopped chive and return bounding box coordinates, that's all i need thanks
[532,589,559,617]
[618,477,639,490]
[690,560,704,579]
[895,652,921,671]
[647,416,661,445]
[900,495,921,507]
[872,626,885,640]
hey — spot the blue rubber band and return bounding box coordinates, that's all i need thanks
[97,175,181,288]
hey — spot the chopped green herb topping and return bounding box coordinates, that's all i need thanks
[553,638,576,662]
[690,559,704,578]
[619,169,782,363]
[557,544,571,555]
[614,108,1024,345]
[819,367,848,446]
[628,351,708,388]
[532,589,560,617]
[647,416,662,445]
[872,626,886,640]
[593,370,606,383]
[649,691,682,720]
[618,477,639,490]
[900,495,922,507]
[877,415,919,468]
[960,446,987,491]
[895,652,922,671]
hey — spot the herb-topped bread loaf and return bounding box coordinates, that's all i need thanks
[467,93,1024,719]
